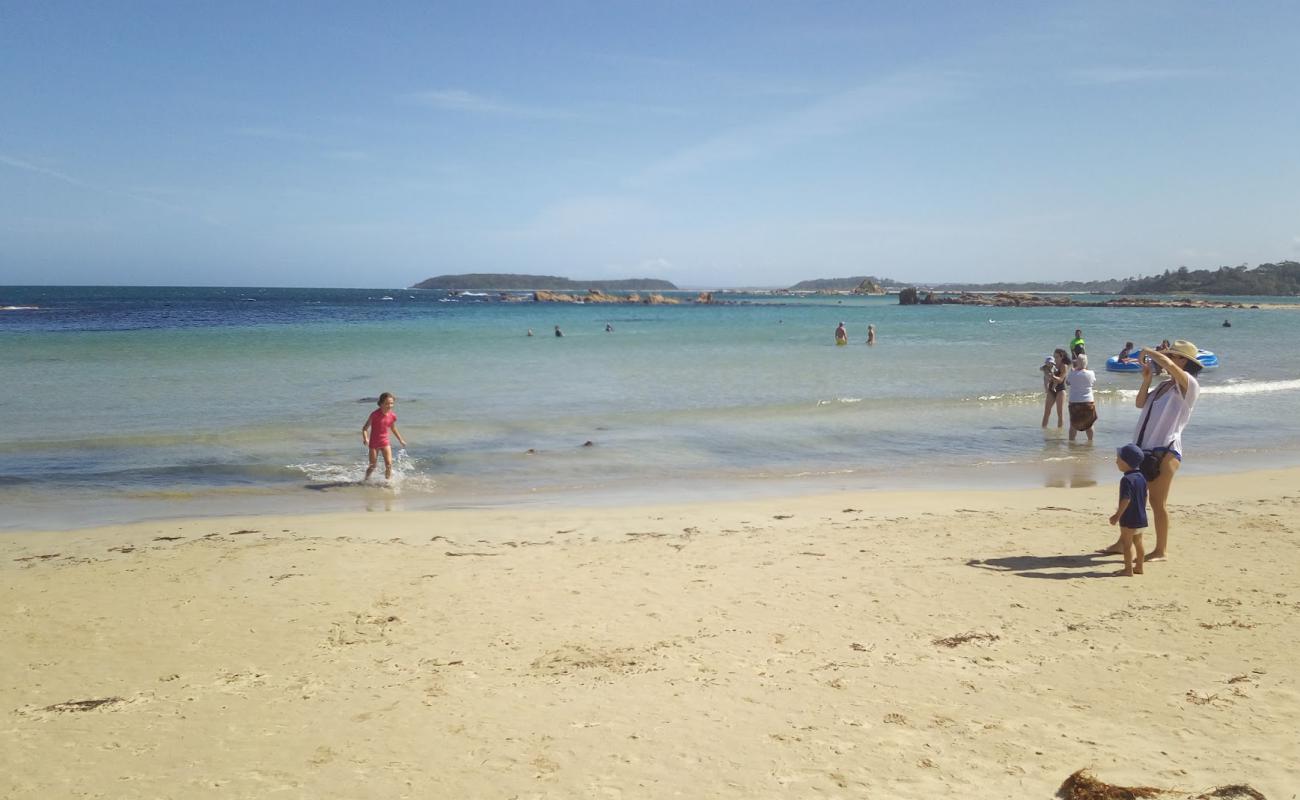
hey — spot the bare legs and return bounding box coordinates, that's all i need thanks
[1145,454,1179,558]
[364,446,395,481]
[1041,392,1064,428]
[1119,528,1145,576]
[1068,425,1095,443]
[1102,453,1178,557]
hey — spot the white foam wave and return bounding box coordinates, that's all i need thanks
[1,305,39,311]
[1203,378,1300,396]
[288,450,436,493]
[785,468,857,477]
[1115,378,1300,399]
[816,397,863,406]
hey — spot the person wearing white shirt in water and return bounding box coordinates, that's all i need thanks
[1066,354,1097,443]
[1100,339,1202,562]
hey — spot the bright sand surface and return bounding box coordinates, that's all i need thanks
[3,470,1298,799]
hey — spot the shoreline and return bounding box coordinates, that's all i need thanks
[6,443,1300,533]
[4,468,1298,797]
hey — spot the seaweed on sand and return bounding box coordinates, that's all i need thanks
[932,631,999,648]
[1056,771,1269,800]
[1194,787,1267,800]
[1057,769,1165,800]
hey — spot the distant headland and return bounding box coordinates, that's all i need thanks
[786,260,1300,297]
[411,274,678,292]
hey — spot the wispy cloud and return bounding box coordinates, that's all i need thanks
[503,194,651,241]
[0,154,92,189]
[232,126,322,144]
[323,150,373,162]
[1,153,224,227]
[1175,247,1224,262]
[405,89,576,119]
[1069,66,1210,85]
[632,70,966,186]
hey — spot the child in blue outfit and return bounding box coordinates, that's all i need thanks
[1109,443,1149,576]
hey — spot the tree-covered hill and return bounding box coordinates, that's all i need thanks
[788,276,897,291]
[411,274,678,291]
[1120,261,1300,295]
[789,261,1300,296]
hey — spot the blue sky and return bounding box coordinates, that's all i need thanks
[2,1,1298,287]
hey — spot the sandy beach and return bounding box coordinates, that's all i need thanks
[3,469,1298,799]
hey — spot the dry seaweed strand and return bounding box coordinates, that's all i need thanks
[1195,787,1267,800]
[1057,769,1165,800]
[1057,771,1268,800]
[933,631,1000,648]
[42,697,124,713]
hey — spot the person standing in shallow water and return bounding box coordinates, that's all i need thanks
[1070,329,1086,356]
[1040,349,1068,428]
[834,322,848,345]
[362,393,406,482]
[554,325,563,337]
[866,324,876,345]
[1066,354,1097,443]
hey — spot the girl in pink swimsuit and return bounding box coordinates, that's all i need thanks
[362,392,407,481]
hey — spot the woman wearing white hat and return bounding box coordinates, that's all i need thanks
[1102,339,1202,560]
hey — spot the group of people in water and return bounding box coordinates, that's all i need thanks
[1040,329,1098,442]
[1040,328,1204,574]
[363,317,1203,579]
[834,321,876,345]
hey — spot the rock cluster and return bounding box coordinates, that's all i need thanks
[532,290,681,305]
[898,289,1247,309]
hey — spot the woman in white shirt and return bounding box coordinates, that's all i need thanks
[1066,354,1097,443]
[1101,339,1202,560]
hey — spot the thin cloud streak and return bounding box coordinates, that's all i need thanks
[631,70,967,186]
[1,153,226,228]
[1069,66,1210,85]
[1,154,92,189]
[232,126,323,144]
[405,89,577,119]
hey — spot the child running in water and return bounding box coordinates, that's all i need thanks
[362,392,406,481]
[1109,444,1149,576]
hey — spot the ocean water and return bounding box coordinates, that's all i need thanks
[3,286,1299,529]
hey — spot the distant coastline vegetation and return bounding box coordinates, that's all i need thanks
[410,261,1299,296]
[789,260,1300,296]
[411,274,677,291]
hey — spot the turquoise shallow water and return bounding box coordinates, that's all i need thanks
[3,286,1299,529]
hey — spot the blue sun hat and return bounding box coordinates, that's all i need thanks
[1117,443,1144,470]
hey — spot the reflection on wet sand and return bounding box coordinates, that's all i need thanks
[1044,455,1099,488]
[1042,432,1099,488]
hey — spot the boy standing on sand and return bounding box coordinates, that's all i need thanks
[1109,444,1149,576]
[362,392,407,481]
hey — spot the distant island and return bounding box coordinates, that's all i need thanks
[411,273,678,292]
[788,276,896,292]
[790,261,1299,296]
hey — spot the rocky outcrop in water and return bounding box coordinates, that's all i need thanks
[897,290,1248,309]
[532,289,681,304]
